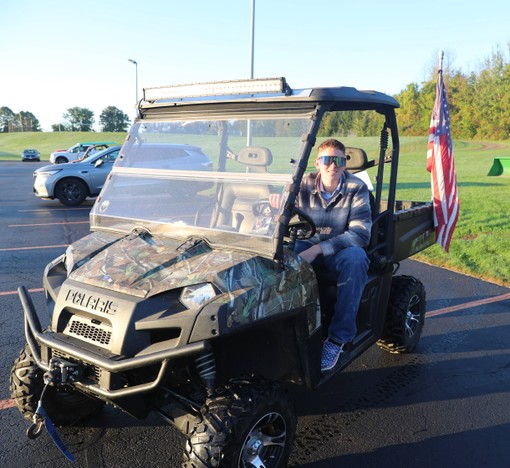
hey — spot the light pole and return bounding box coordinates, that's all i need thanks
[249,0,255,79]
[128,59,138,105]
[247,0,255,144]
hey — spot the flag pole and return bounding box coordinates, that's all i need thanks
[438,50,444,73]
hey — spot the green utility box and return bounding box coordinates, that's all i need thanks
[488,157,510,176]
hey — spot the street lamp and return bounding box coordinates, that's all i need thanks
[128,59,138,105]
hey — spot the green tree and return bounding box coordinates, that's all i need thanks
[62,107,95,131]
[18,111,41,132]
[0,106,15,132]
[51,122,70,132]
[318,111,355,137]
[99,106,130,132]
[446,71,476,139]
[0,108,41,132]
[472,48,510,139]
[394,45,510,140]
[351,110,382,136]
[416,79,436,134]
[395,83,422,135]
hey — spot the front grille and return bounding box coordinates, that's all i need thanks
[68,320,112,345]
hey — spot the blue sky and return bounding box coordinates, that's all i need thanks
[1,0,509,131]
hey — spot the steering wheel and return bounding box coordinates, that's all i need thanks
[253,200,316,240]
[287,206,316,240]
[252,199,277,217]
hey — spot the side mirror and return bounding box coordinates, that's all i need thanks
[95,159,104,168]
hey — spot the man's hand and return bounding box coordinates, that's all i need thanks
[299,243,322,263]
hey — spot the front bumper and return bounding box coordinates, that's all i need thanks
[18,285,208,399]
[33,175,53,198]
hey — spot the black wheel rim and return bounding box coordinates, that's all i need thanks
[239,411,286,467]
[62,183,82,202]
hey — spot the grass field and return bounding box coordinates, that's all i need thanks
[1,132,510,287]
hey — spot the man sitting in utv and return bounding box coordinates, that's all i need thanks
[271,138,372,371]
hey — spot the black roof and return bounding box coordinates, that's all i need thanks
[301,86,399,109]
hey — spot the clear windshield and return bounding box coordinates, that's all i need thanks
[90,115,314,257]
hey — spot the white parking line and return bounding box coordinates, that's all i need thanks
[425,292,510,317]
[18,208,90,212]
[8,221,89,228]
[0,244,68,252]
[0,287,43,297]
[0,399,15,410]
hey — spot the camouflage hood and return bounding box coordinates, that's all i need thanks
[66,230,274,299]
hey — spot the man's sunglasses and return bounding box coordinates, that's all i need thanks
[318,155,346,167]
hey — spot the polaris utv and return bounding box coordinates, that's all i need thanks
[11,77,435,467]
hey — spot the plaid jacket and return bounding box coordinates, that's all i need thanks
[297,171,372,256]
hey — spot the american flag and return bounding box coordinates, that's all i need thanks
[426,70,459,252]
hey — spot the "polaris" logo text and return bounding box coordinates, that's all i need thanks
[65,289,118,315]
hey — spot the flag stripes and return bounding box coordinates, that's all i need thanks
[426,70,459,252]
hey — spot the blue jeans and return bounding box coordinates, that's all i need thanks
[296,241,369,344]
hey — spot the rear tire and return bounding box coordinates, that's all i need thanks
[183,380,296,468]
[10,345,103,426]
[377,275,426,354]
[55,178,88,206]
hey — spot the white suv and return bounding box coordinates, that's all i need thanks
[49,142,116,164]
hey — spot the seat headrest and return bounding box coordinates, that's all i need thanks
[237,146,273,167]
[345,147,369,172]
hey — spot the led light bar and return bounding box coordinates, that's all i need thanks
[143,77,289,102]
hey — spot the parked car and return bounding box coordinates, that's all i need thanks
[34,144,213,206]
[34,146,122,206]
[21,149,40,162]
[49,141,117,164]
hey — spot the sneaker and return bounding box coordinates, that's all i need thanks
[321,339,344,372]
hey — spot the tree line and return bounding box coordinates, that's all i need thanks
[396,46,510,140]
[0,105,130,133]
[322,46,510,141]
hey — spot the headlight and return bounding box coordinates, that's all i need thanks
[180,283,216,309]
[37,169,62,177]
[64,246,75,274]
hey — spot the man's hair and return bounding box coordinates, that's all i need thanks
[317,138,345,153]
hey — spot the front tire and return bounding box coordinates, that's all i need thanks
[55,178,88,206]
[10,345,103,426]
[377,275,426,354]
[184,380,296,468]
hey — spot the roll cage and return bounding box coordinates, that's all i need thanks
[131,77,401,267]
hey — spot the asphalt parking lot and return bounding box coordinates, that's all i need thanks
[1,161,509,467]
